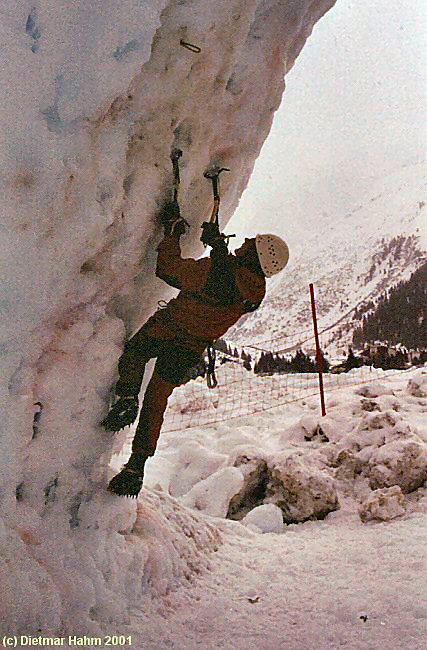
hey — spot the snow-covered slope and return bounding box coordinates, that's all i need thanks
[0,0,337,636]
[230,161,426,352]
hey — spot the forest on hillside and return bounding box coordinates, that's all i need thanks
[353,261,427,350]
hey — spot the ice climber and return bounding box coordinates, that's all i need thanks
[103,152,289,497]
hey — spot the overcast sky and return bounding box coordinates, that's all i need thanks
[229,0,426,247]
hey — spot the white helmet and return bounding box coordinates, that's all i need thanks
[255,234,289,277]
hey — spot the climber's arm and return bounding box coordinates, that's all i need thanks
[156,233,206,290]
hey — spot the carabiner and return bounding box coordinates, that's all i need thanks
[180,40,201,54]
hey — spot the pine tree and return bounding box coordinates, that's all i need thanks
[243,358,252,371]
[345,347,362,371]
[319,351,330,372]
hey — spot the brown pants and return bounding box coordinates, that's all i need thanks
[115,329,204,455]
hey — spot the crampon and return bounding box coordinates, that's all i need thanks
[108,466,144,498]
[101,396,139,432]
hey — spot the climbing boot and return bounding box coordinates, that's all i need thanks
[101,396,139,432]
[107,450,150,498]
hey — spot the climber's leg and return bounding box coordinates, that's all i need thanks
[115,329,160,397]
[108,345,203,497]
[134,344,203,453]
[107,368,175,497]
[132,368,176,455]
[102,331,164,432]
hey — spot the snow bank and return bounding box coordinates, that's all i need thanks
[1,0,338,634]
[1,490,221,635]
[145,369,426,532]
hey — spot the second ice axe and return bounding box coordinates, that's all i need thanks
[201,166,235,248]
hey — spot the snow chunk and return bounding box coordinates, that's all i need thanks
[299,415,335,443]
[359,486,406,523]
[168,441,228,498]
[360,398,382,412]
[265,453,339,524]
[407,370,427,397]
[359,409,399,431]
[332,449,359,481]
[355,383,395,398]
[284,412,352,447]
[241,504,284,534]
[367,439,427,493]
[181,467,244,518]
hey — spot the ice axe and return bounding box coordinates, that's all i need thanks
[170,147,183,203]
[201,166,235,247]
[159,148,189,234]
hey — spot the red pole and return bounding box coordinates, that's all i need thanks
[309,283,326,417]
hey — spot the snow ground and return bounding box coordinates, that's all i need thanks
[109,367,427,649]
[129,509,426,650]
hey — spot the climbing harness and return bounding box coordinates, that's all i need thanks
[157,304,216,388]
[179,39,201,53]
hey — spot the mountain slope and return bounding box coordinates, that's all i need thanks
[230,161,426,354]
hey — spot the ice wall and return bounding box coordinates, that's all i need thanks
[0,0,336,635]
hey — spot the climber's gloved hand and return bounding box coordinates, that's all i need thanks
[200,221,223,247]
[160,201,189,237]
[169,216,189,236]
